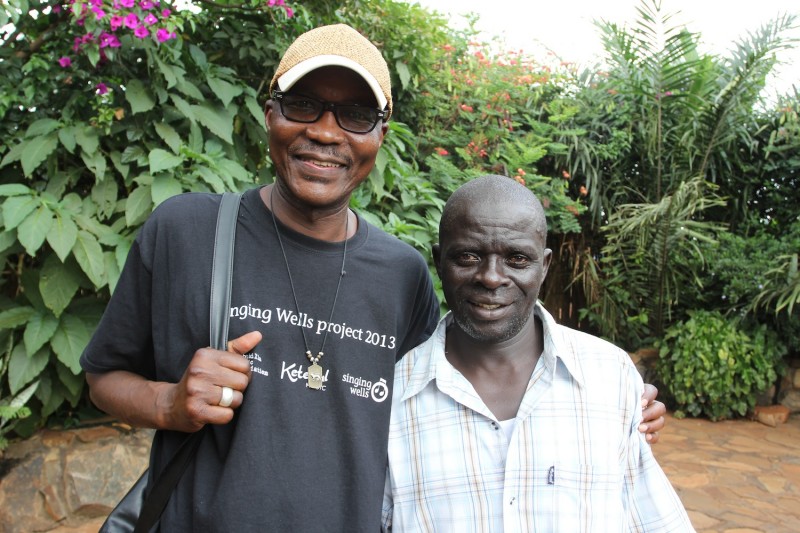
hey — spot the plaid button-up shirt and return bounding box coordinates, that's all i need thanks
[382,304,694,532]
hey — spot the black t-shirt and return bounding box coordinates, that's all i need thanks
[81,187,440,532]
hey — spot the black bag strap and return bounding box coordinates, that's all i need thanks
[134,191,242,533]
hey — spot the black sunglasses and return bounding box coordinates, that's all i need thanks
[272,91,386,134]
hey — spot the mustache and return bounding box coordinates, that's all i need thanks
[289,143,352,166]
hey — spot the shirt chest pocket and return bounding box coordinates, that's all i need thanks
[542,463,627,532]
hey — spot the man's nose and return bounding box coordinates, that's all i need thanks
[475,256,507,289]
[305,109,345,144]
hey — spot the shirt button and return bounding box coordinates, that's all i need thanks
[491,421,499,430]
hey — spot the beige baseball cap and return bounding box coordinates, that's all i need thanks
[269,24,393,118]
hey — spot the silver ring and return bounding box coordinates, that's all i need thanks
[219,386,234,408]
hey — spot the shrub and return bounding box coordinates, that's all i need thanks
[656,310,786,421]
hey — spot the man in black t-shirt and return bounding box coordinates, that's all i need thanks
[81,24,665,532]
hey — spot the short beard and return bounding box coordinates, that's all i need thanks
[452,308,531,344]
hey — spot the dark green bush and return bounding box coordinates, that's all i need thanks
[656,310,786,421]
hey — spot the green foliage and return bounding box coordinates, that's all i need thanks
[656,310,786,420]
[1,0,798,443]
[581,178,727,346]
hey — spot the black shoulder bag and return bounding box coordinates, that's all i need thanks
[100,192,243,533]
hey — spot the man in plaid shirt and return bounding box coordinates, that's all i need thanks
[382,175,693,532]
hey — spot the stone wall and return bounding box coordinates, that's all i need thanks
[0,424,152,533]
[778,357,800,412]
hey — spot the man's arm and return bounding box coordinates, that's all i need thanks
[86,331,260,432]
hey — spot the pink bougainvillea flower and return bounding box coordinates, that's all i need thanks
[285,6,293,17]
[156,28,176,42]
[91,6,106,19]
[140,0,155,9]
[124,13,140,29]
[119,0,135,7]
[134,24,150,39]
[144,13,158,25]
[161,8,171,17]
[110,14,124,30]
[96,82,109,95]
[73,37,82,51]
[58,56,72,68]
[268,0,276,5]
[99,32,121,48]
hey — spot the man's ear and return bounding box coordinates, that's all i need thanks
[264,100,274,132]
[542,248,553,279]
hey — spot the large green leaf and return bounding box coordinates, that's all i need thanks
[24,311,59,356]
[126,79,156,114]
[46,212,79,262]
[81,149,107,181]
[207,75,243,108]
[72,230,106,288]
[0,140,26,168]
[2,195,37,229]
[56,361,84,396]
[51,314,90,374]
[17,205,55,255]
[26,118,61,137]
[170,94,196,122]
[155,122,182,154]
[90,178,118,220]
[0,230,16,253]
[125,185,153,227]
[0,306,37,329]
[58,125,77,153]
[395,60,411,90]
[8,343,49,394]
[191,103,235,144]
[149,148,184,173]
[245,95,266,130]
[0,184,32,196]
[21,133,58,176]
[104,250,122,294]
[216,159,250,183]
[40,255,81,317]
[195,166,226,193]
[74,126,99,155]
[152,175,183,205]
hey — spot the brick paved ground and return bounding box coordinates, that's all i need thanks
[653,413,800,533]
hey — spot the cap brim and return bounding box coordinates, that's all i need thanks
[276,55,388,110]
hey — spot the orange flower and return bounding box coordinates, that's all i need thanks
[435,147,449,156]
[566,205,579,216]
[579,185,587,196]
[460,104,474,112]
[514,175,525,185]
[561,170,571,179]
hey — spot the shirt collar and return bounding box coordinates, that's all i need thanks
[400,314,451,401]
[536,302,586,388]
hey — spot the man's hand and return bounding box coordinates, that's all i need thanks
[638,383,666,443]
[86,331,262,433]
[161,331,261,432]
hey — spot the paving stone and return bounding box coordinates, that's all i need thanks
[687,510,720,529]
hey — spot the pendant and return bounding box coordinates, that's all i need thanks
[307,363,324,390]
